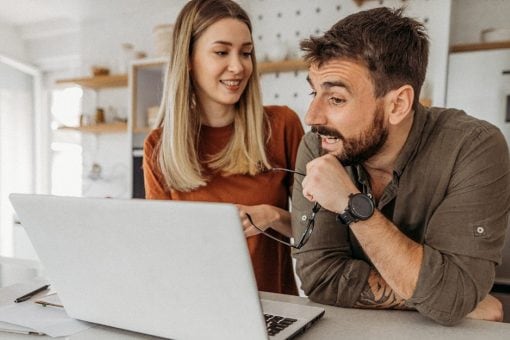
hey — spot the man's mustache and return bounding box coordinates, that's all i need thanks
[311,126,343,140]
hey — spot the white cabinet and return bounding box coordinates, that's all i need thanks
[446,48,510,144]
[128,58,168,198]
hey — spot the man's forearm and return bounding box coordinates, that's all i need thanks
[350,210,423,299]
[354,270,412,310]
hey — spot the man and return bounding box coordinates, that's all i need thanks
[291,7,510,326]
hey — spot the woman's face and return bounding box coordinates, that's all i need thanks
[190,18,253,115]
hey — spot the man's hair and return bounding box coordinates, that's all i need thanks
[155,0,269,191]
[300,7,429,109]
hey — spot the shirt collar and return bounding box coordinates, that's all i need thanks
[393,104,428,178]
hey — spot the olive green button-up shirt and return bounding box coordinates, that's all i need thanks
[291,105,510,325]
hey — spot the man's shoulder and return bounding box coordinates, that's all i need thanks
[425,107,500,136]
[298,131,321,157]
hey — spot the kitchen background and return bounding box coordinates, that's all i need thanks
[1,0,510,309]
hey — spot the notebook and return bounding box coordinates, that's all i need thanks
[9,194,324,340]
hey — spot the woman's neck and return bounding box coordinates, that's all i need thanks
[200,106,235,127]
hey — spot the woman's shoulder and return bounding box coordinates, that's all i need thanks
[264,105,302,128]
[144,127,163,151]
[145,127,163,143]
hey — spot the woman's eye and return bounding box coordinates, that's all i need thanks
[215,51,227,56]
[242,51,253,58]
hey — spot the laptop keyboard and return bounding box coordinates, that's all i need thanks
[264,313,297,336]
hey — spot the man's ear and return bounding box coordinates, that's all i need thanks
[385,85,414,125]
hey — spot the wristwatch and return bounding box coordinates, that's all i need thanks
[336,193,375,226]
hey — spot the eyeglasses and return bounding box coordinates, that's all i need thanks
[245,168,321,249]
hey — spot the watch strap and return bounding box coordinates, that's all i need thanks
[336,210,357,226]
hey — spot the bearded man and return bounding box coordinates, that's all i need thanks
[291,7,510,326]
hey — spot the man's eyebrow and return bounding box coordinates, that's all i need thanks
[306,76,351,93]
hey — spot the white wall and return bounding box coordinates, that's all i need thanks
[0,22,26,61]
[450,0,510,45]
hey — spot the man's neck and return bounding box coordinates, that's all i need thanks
[363,113,414,198]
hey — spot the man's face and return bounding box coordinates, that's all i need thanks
[305,59,388,165]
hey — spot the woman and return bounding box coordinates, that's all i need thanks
[143,0,303,295]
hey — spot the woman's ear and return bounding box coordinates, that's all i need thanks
[386,85,414,125]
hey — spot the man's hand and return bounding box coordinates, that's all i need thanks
[302,154,359,213]
[466,294,503,322]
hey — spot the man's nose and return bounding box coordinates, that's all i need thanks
[305,99,327,126]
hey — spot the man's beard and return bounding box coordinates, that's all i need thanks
[312,104,388,166]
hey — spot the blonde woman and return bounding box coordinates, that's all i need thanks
[143,0,304,295]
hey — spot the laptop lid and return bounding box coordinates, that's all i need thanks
[10,194,270,339]
[10,194,324,340]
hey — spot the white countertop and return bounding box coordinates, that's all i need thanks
[1,257,510,339]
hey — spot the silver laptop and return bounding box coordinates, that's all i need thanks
[9,194,324,340]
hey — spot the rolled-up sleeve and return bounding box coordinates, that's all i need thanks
[406,124,510,325]
[292,133,371,306]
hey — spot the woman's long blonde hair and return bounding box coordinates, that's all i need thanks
[155,0,270,192]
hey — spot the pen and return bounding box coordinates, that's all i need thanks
[14,284,50,303]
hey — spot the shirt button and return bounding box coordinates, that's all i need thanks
[476,226,485,234]
[301,215,307,222]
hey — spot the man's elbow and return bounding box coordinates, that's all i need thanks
[412,293,503,326]
[465,294,504,323]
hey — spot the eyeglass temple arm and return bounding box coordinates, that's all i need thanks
[245,213,296,247]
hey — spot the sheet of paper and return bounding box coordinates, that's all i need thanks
[0,301,92,337]
[0,320,40,335]
[0,277,93,337]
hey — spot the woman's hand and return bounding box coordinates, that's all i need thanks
[236,204,292,238]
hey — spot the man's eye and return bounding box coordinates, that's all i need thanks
[309,91,317,97]
[329,97,345,105]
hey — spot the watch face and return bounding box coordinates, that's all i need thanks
[350,194,374,219]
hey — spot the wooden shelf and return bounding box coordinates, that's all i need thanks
[56,74,128,89]
[58,122,127,134]
[134,127,153,134]
[57,59,306,90]
[450,41,510,53]
[353,0,390,6]
[258,59,308,74]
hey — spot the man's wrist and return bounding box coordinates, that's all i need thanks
[336,193,375,226]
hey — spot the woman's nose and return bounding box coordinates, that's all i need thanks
[228,55,244,74]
